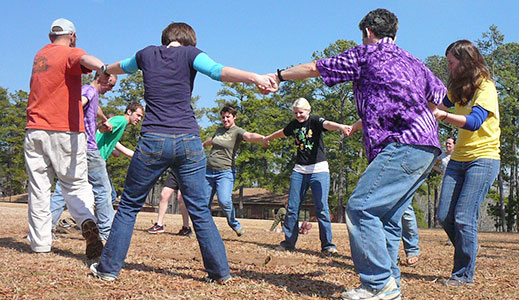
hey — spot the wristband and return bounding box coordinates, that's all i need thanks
[441,112,449,121]
[277,69,285,82]
[101,64,108,75]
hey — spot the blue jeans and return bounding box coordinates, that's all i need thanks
[206,168,241,232]
[281,171,336,251]
[109,176,117,204]
[346,143,438,291]
[437,158,499,283]
[50,150,114,239]
[401,204,420,257]
[96,133,230,280]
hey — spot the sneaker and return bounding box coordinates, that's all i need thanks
[148,223,165,234]
[235,227,245,237]
[81,219,104,259]
[322,247,338,255]
[205,275,232,285]
[90,263,118,281]
[341,277,401,300]
[443,278,474,287]
[177,226,193,237]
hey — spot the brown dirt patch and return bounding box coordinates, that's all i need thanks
[1,202,518,299]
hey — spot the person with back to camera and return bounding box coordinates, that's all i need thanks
[89,22,276,283]
[266,9,446,300]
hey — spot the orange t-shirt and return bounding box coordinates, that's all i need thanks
[26,44,90,132]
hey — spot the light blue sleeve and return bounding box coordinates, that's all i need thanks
[193,52,224,81]
[120,55,139,74]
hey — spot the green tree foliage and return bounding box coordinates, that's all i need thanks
[0,88,28,196]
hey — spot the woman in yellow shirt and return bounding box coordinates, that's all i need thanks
[433,40,500,287]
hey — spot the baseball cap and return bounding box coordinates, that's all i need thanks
[49,18,76,36]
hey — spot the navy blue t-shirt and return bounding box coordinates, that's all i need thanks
[283,115,328,165]
[136,45,202,135]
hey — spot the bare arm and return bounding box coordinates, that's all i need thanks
[105,62,127,75]
[202,138,213,148]
[114,142,134,158]
[431,104,467,128]
[81,95,89,107]
[263,129,286,147]
[220,67,277,94]
[80,55,104,72]
[322,120,351,136]
[96,106,109,123]
[242,132,265,143]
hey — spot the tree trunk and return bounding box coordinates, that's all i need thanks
[498,172,505,232]
[427,182,433,228]
[238,185,244,218]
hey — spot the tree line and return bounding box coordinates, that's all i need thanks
[1,26,518,231]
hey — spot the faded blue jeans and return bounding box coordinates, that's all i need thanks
[206,168,242,232]
[401,204,420,257]
[281,171,336,251]
[437,158,499,283]
[346,143,438,291]
[96,133,230,280]
[50,150,114,240]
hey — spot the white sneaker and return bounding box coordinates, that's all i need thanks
[341,277,401,300]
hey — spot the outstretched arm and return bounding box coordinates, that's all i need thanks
[114,142,134,158]
[242,132,265,143]
[80,55,104,72]
[263,129,286,147]
[322,120,352,136]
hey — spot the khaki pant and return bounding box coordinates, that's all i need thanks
[24,129,96,252]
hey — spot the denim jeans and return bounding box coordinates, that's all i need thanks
[205,168,241,232]
[437,158,499,283]
[401,204,420,257]
[108,176,117,204]
[96,133,230,280]
[281,171,336,251]
[50,150,114,240]
[345,143,438,291]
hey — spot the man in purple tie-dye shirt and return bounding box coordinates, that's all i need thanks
[270,9,446,300]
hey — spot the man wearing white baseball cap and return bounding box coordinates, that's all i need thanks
[25,18,108,259]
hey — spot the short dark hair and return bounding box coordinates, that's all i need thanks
[125,102,144,114]
[446,136,457,143]
[161,22,197,46]
[359,9,399,40]
[220,104,237,117]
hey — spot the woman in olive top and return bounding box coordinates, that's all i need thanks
[203,104,265,236]
[433,40,500,287]
[263,98,350,254]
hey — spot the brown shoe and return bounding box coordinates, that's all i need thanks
[81,219,104,259]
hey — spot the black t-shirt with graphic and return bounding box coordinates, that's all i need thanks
[283,115,328,165]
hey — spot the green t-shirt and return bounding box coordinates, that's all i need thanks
[206,125,246,171]
[95,115,128,161]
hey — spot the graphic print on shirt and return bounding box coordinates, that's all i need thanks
[213,130,234,145]
[294,127,314,151]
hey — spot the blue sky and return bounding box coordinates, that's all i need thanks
[1,0,519,121]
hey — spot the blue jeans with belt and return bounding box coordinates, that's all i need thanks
[96,133,230,281]
[346,143,438,291]
[437,158,499,283]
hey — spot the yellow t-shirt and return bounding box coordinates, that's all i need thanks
[450,79,500,161]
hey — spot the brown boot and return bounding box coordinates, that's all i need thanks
[81,219,104,259]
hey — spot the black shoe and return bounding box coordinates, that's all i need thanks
[81,219,104,259]
[177,226,193,237]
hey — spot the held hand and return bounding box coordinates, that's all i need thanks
[255,74,278,94]
[342,125,354,137]
[262,136,270,147]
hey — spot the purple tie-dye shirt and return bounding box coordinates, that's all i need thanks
[82,85,100,151]
[316,37,446,162]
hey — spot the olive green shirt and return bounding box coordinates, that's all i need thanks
[207,125,246,171]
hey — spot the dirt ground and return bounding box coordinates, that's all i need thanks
[1,202,518,300]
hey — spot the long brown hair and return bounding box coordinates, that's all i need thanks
[445,40,491,106]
